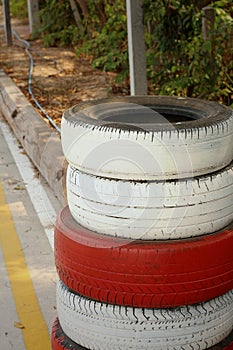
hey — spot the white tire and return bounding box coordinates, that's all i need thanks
[66,163,233,239]
[61,96,233,181]
[57,280,233,350]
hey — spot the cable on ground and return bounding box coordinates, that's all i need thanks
[12,30,61,134]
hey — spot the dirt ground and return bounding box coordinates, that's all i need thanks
[0,7,127,129]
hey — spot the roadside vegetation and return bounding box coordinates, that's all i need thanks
[10,0,233,106]
[10,0,28,18]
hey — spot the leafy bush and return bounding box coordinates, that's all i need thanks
[38,0,78,47]
[10,0,28,19]
[38,0,233,105]
[145,0,233,105]
[77,0,128,82]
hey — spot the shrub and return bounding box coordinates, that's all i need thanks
[145,0,233,105]
[38,0,78,47]
[10,0,28,19]
[38,0,233,105]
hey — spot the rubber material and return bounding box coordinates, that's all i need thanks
[56,280,233,350]
[51,317,233,350]
[51,318,85,349]
[67,163,233,240]
[61,96,233,181]
[54,206,233,308]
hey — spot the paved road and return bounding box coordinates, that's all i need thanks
[0,114,63,349]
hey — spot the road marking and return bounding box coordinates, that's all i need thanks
[0,183,52,350]
[0,118,58,250]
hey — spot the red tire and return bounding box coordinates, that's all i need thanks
[54,206,233,308]
[51,318,85,350]
[51,317,233,350]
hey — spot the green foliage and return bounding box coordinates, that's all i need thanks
[37,0,232,104]
[38,0,128,80]
[10,0,28,19]
[145,0,233,105]
[77,0,128,80]
[38,0,79,47]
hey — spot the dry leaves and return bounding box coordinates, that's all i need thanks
[14,321,25,329]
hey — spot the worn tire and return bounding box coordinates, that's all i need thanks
[51,317,233,350]
[54,206,233,308]
[61,96,233,181]
[51,318,85,350]
[67,163,233,240]
[56,280,233,350]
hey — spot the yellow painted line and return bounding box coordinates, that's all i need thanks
[0,183,51,350]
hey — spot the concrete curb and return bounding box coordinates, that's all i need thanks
[0,69,66,206]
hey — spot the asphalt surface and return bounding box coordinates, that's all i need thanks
[0,113,62,349]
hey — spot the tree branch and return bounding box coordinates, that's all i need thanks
[75,0,88,17]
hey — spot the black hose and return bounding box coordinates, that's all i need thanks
[12,30,61,133]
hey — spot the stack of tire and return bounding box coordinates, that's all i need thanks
[51,96,233,350]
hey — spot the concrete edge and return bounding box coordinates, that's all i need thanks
[0,69,67,206]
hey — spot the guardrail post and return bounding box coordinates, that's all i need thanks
[27,0,40,34]
[126,0,147,95]
[202,6,215,40]
[2,0,12,45]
